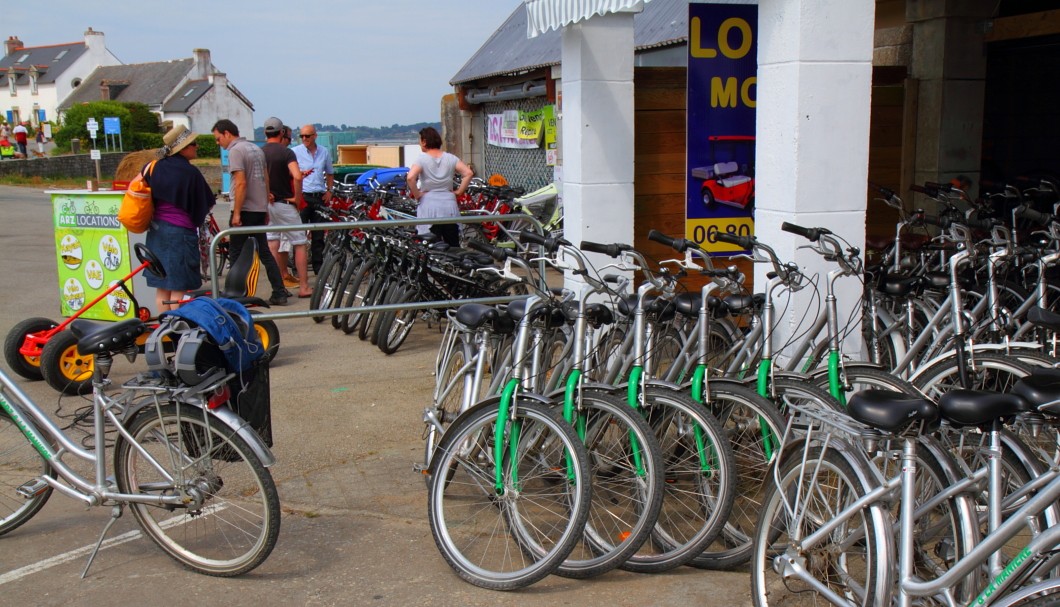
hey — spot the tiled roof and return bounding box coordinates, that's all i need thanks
[59,58,194,109]
[0,41,87,86]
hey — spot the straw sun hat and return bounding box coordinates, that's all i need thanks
[161,125,199,157]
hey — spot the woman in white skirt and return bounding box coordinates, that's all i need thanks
[405,126,473,247]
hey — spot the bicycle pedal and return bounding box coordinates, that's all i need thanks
[17,478,50,498]
[412,463,428,473]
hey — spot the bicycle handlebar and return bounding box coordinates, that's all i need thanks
[714,231,756,250]
[580,240,632,258]
[1015,204,1057,226]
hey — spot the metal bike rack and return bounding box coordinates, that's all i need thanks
[205,213,548,322]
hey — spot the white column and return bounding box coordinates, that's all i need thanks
[755,0,875,360]
[561,11,636,288]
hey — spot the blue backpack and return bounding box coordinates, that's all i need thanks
[157,297,264,375]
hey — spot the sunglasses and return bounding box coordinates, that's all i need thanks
[300,134,314,139]
[188,142,198,147]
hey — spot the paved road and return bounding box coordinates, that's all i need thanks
[0,185,751,606]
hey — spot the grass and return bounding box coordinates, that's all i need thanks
[0,158,219,189]
[0,174,103,189]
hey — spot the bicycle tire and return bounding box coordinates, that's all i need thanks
[554,388,665,579]
[357,273,389,342]
[375,283,419,354]
[621,386,735,573]
[339,259,375,335]
[751,444,891,606]
[309,250,345,324]
[688,381,786,570]
[912,353,1035,400]
[427,400,591,590]
[331,255,362,330]
[423,337,475,476]
[114,402,280,576]
[0,412,54,536]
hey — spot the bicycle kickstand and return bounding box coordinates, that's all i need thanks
[81,504,124,579]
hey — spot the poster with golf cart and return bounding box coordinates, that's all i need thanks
[685,3,757,253]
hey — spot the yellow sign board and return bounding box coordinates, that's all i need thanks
[685,216,755,253]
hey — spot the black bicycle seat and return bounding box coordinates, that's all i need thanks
[848,389,939,434]
[937,389,1031,428]
[69,318,147,356]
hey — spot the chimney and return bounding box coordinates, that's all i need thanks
[99,79,128,100]
[5,36,23,57]
[83,27,104,51]
[210,71,227,88]
[192,48,211,80]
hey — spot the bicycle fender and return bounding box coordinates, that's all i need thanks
[908,343,1042,384]
[427,392,555,477]
[209,405,276,467]
[121,400,276,467]
[542,381,619,401]
[643,379,684,391]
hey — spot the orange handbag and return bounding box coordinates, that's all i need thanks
[118,160,157,233]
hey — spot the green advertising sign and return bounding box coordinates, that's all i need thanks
[51,192,136,321]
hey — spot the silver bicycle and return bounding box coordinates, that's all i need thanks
[0,314,280,577]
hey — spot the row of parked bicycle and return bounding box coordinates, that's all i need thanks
[408,176,1060,604]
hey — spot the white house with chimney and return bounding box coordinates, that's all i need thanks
[0,28,120,126]
[59,47,254,136]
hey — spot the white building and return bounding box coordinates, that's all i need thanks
[0,28,120,126]
[59,48,254,137]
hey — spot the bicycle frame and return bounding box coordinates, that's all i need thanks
[775,402,1060,606]
[0,366,213,508]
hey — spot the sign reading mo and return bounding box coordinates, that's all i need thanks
[690,16,756,109]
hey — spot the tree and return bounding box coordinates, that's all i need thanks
[54,101,161,152]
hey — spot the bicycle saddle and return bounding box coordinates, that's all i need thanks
[1027,306,1060,333]
[507,298,567,327]
[1012,367,1060,414]
[455,303,514,334]
[616,294,676,321]
[722,293,765,314]
[847,389,939,435]
[558,301,614,327]
[937,389,1031,428]
[69,318,147,355]
[672,292,727,319]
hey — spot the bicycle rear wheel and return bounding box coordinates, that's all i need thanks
[0,412,54,536]
[427,400,591,590]
[115,402,280,576]
[751,444,891,606]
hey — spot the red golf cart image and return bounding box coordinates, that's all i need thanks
[691,135,755,210]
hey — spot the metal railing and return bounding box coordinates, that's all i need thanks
[205,213,547,322]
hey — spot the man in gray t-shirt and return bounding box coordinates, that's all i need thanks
[212,118,289,305]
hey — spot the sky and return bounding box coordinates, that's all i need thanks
[5,0,524,129]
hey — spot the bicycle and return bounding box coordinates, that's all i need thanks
[0,312,280,577]
[751,387,1060,606]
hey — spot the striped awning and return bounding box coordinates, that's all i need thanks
[524,0,650,38]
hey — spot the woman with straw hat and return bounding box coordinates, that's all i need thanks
[144,125,215,313]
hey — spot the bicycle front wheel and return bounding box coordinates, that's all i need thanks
[0,412,54,536]
[115,403,280,576]
[427,400,591,590]
[751,444,891,606]
[690,382,786,570]
[622,387,736,573]
[556,388,664,579]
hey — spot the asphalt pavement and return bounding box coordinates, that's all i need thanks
[0,185,751,606]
